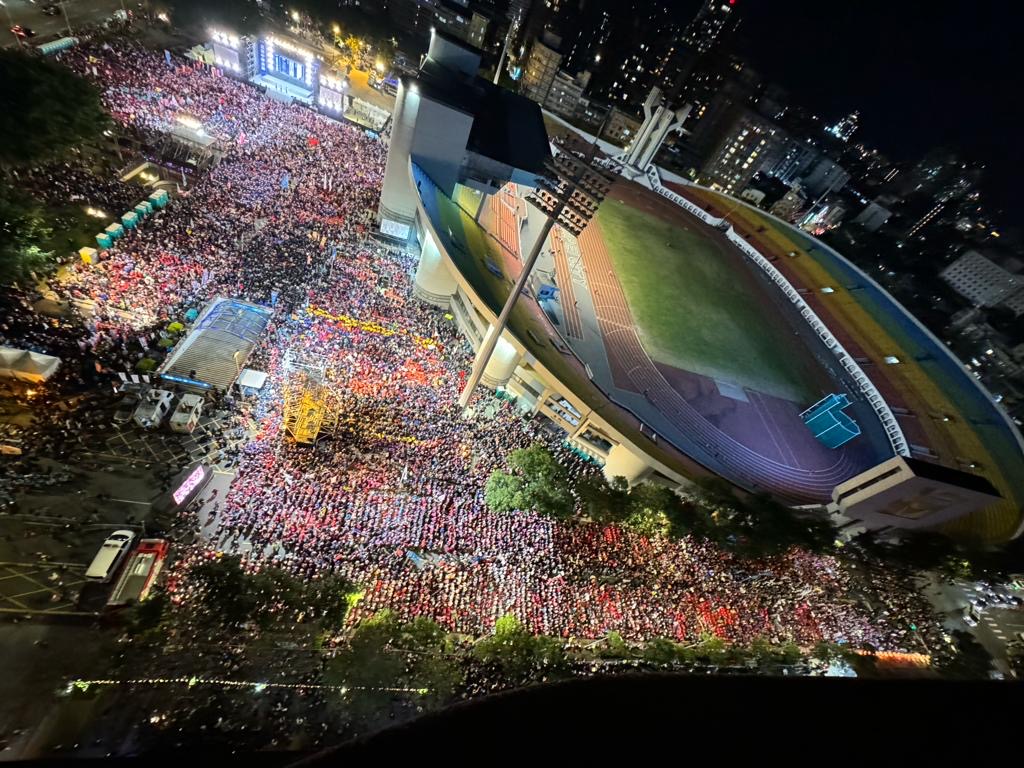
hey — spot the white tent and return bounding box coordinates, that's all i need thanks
[0,347,61,383]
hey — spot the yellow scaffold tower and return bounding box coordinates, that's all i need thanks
[281,351,343,445]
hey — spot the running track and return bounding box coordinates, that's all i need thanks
[577,219,864,503]
[551,227,584,339]
[486,183,521,258]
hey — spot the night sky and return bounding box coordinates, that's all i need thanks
[731,0,1022,219]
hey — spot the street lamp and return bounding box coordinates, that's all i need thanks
[0,1,25,48]
[58,0,73,37]
[457,150,616,409]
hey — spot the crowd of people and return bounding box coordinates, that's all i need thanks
[8,39,942,656]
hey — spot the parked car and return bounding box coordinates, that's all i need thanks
[85,530,135,582]
[41,4,61,16]
[113,393,140,424]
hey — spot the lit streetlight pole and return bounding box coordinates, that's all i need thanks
[0,1,25,48]
[58,0,74,37]
[493,11,520,85]
[458,150,615,409]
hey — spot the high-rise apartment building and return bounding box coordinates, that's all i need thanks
[827,110,860,142]
[521,31,563,103]
[681,0,743,55]
[941,250,1024,311]
[801,157,851,198]
[699,108,784,194]
[762,138,819,184]
[544,69,587,117]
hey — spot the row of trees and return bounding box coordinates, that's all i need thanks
[484,444,837,557]
[0,50,110,283]
[126,555,356,643]
[845,527,1024,585]
[337,613,995,690]
[484,443,1024,574]
[320,611,856,707]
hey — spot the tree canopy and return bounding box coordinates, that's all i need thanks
[483,443,837,556]
[472,614,567,682]
[325,611,463,716]
[183,555,353,634]
[690,476,835,557]
[0,50,109,170]
[0,189,54,283]
[484,444,575,519]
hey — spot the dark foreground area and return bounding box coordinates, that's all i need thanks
[24,674,1018,765]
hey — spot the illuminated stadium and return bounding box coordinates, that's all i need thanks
[407,167,1024,542]
[667,182,1024,541]
[380,31,1024,543]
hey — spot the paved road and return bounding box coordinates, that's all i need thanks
[1,0,127,47]
[347,67,395,112]
[0,622,117,759]
[923,574,1024,676]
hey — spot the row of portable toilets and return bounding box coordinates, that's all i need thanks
[79,189,170,265]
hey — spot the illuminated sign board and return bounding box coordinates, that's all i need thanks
[172,465,208,506]
[380,219,411,240]
[210,29,241,50]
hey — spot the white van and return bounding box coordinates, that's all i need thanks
[169,393,203,434]
[133,389,175,429]
[85,530,135,582]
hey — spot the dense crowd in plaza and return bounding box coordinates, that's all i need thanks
[4,39,942,656]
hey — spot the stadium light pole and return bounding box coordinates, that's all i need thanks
[458,151,615,409]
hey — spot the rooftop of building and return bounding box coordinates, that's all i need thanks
[428,26,485,56]
[411,56,551,175]
[160,297,273,392]
[903,456,1000,497]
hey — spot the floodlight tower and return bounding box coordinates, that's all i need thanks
[457,151,615,408]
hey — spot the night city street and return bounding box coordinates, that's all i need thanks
[0,0,1022,760]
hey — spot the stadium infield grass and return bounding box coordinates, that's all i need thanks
[682,185,1024,543]
[596,197,818,402]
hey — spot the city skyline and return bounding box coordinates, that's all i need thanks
[737,0,1020,219]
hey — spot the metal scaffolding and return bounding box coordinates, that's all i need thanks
[281,351,343,445]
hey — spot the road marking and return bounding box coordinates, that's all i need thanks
[109,498,152,506]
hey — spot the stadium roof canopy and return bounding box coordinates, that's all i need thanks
[413,56,550,177]
[159,298,273,393]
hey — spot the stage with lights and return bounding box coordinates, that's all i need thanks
[209,28,355,117]
[254,36,317,105]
